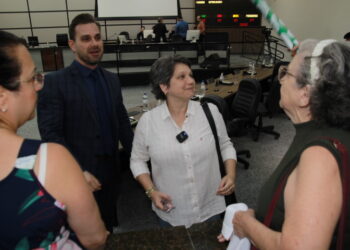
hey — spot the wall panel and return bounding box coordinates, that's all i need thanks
[67,0,95,10]
[31,12,68,27]
[33,27,69,43]
[1,0,195,44]
[1,0,27,12]
[0,13,30,29]
[2,28,32,39]
[28,0,66,11]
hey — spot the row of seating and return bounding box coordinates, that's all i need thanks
[201,61,289,169]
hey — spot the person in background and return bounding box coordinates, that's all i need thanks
[175,17,189,41]
[0,30,107,249]
[37,13,134,232]
[152,18,168,43]
[218,39,350,249]
[130,55,237,228]
[137,25,145,41]
[168,24,176,41]
[344,32,350,41]
[196,16,206,42]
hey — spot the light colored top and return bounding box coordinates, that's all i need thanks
[130,101,236,228]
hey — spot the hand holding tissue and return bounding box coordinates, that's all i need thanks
[221,203,251,250]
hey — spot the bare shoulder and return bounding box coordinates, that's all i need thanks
[45,143,78,166]
[41,143,87,203]
[299,145,339,173]
[283,146,342,249]
[43,143,83,183]
[287,145,341,199]
[286,145,341,205]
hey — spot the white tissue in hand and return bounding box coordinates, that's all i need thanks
[227,235,250,250]
[221,203,248,240]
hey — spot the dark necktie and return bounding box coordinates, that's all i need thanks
[90,70,113,154]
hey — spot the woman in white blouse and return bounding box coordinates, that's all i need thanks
[130,55,237,228]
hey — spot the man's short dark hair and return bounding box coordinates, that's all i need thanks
[344,32,350,40]
[69,13,101,40]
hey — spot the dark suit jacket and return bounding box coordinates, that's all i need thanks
[37,62,133,181]
[152,23,168,42]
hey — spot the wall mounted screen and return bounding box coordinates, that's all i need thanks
[96,0,179,19]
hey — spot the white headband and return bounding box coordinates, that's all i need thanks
[309,39,337,85]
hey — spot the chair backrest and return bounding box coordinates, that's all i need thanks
[119,31,130,40]
[170,34,184,43]
[145,34,154,43]
[271,61,289,83]
[265,76,281,116]
[232,78,261,122]
[200,95,231,124]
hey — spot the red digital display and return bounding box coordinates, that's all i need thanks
[195,0,261,27]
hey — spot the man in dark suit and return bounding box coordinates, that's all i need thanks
[152,18,168,43]
[37,13,133,232]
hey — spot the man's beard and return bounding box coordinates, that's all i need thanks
[77,49,103,66]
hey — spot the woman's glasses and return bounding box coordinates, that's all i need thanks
[278,66,296,81]
[29,72,44,90]
[12,71,44,90]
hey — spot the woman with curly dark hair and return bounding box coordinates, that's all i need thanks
[218,39,350,249]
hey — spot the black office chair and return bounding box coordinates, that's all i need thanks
[27,36,39,47]
[201,94,251,169]
[145,34,153,43]
[255,75,281,141]
[119,31,130,40]
[266,61,290,89]
[227,78,262,142]
[170,34,184,43]
[252,61,289,141]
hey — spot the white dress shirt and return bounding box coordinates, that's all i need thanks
[130,101,236,228]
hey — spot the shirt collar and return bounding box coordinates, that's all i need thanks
[160,100,196,120]
[73,60,99,77]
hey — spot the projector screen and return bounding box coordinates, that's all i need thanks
[96,0,179,19]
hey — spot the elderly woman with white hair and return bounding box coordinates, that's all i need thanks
[218,39,350,249]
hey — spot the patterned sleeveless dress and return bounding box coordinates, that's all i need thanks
[0,139,81,249]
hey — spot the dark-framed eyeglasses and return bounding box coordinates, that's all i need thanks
[278,66,296,82]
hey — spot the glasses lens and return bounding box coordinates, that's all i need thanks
[278,67,287,81]
[34,72,44,89]
[35,73,44,84]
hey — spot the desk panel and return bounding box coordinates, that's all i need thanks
[105,220,227,249]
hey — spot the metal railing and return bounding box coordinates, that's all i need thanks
[241,30,288,64]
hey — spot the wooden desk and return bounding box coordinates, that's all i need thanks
[105,219,227,249]
[204,66,273,99]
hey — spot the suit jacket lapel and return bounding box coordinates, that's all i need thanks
[68,64,99,124]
